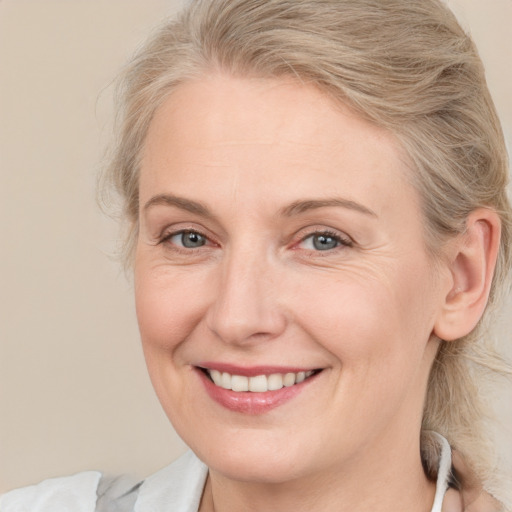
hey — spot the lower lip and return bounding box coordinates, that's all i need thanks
[196,369,318,415]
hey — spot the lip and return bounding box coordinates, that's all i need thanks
[194,364,321,415]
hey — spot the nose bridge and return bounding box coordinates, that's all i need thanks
[206,240,285,345]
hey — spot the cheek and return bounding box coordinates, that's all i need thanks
[134,263,212,353]
[133,263,215,420]
[289,263,436,365]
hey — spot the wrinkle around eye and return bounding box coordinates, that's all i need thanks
[137,222,221,266]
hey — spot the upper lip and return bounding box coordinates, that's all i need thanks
[196,362,321,377]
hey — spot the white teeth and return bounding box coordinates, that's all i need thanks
[221,372,231,389]
[209,369,222,386]
[248,374,267,392]
[283,372,296,387]
[206,369,316,392]
[267,373,283,391]
[231,375,249,392]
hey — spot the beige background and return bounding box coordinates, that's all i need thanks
[1,0,511,493]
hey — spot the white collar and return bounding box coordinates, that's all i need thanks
[430,432,452,512]
[135,450,208,512]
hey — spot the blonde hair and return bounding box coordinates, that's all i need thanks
[102,0,512,505]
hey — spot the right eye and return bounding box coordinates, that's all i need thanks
[166,230,208,249]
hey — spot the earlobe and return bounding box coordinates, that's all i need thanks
[433,208,501,342]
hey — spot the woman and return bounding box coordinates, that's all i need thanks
[1,0,510,511]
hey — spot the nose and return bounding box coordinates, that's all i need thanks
[205,247,287,345]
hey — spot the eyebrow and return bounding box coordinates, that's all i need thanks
[143,194,212,217]
[143,194,377,219]
[281,198,377,218]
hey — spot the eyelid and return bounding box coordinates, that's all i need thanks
[158,225,218,247]
[154,223,353,253]
[293,227,354,251]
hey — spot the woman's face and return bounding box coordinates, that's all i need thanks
[135,74,448,483]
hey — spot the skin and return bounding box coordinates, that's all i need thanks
[134,74,500,512]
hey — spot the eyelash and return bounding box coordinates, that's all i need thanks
[158,228,353,254]
[295,229,353,253]
[158,229,215,252]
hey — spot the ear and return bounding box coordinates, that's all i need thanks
[433,208,501,341]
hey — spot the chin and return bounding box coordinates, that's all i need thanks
[206,448,310,484]
[179,423,324,484]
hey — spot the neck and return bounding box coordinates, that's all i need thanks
[199,432,436,512]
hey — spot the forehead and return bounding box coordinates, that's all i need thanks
[140,73,414,218]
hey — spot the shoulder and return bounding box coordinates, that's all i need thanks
[0,471,102,512]
[0,452,207,512]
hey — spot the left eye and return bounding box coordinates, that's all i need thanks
[299,232,347,251]
[169,230,207,248]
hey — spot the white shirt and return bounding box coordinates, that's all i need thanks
[0,433,452,512]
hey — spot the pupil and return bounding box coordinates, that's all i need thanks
[182,232,205,248]
[313,234,337,251]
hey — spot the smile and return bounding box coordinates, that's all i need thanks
[205,369,316,392]
[196,365,323,414]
